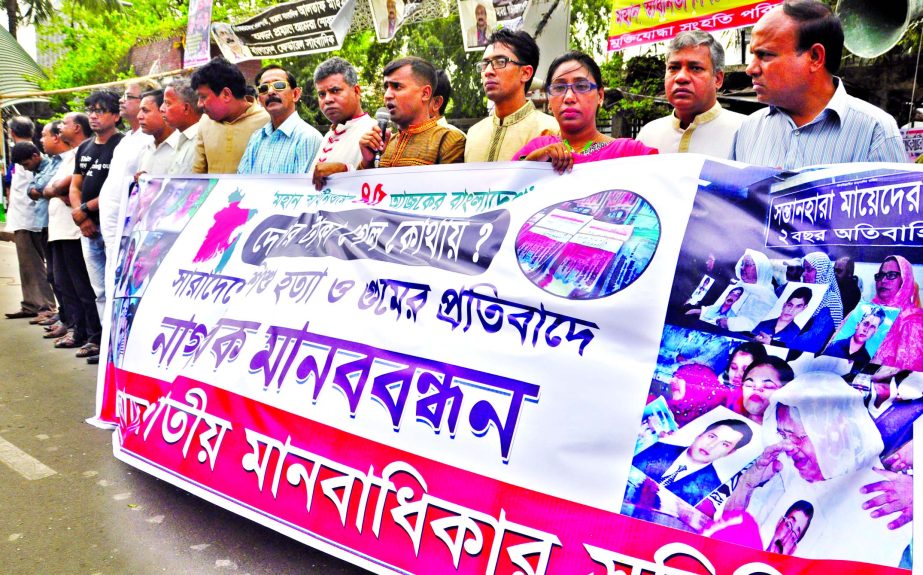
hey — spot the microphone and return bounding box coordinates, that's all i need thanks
[374,107,391,168]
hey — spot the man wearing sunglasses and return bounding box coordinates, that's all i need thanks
[465,28,557,163]
[238,65,322,175]
[190,57,270,174]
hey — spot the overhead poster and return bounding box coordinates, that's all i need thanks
[183,0,214,68]
[95,156,921,574]
[211,0,356,62]
[458,0,531,51]
[608,0,782,51]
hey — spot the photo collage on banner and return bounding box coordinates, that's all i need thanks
[621,160,921,569]
[109,178,216,367]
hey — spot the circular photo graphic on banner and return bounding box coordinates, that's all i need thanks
[515,189,661,300]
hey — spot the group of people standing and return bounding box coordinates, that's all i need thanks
[0,0,913,365]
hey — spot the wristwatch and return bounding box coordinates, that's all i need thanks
[79,202,90,214]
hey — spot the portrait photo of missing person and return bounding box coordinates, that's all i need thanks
[375,0,405,40]
[627,408,761,508]
[823,304,898,371]
[212,23,252,62]
[750,282,826,349]
[765,500,814,556]
[460,0,496,50]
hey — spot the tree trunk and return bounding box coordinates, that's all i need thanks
[5,0,17,39]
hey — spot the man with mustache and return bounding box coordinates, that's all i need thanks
[160,79,203,175]
[379,0,400,39]
[238,65,322,174]
[358,57,465,168]
[632,418,754,506]
[467,2,490,48]
[765,500,814,555]
[309,57,376,190]
[136,90,177,177]
[731,0,905,168]
[637,31,744,156]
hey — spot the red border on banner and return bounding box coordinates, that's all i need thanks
[112,368,906,575]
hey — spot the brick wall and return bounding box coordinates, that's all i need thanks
[128,37,184,76]
[128,36,262,82]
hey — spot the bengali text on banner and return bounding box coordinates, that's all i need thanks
[608,0,781,51]
[96,156,922,574]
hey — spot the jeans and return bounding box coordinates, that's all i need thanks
[81,234,107,320]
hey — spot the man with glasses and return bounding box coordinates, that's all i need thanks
[190,57,270,174]
[38,119,102,355]
[98,80,157,283]
[69,90,124,363]
[765,500,814,555]
[465,29,557,163]
[637,31,744,156]
[357,57,465,169]
[238,65,322,174]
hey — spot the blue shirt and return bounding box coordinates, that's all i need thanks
[31,154,62,195]
[731,78,907,169]
[237,112,322,175]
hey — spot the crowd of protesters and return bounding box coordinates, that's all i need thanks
[0,0,913,365]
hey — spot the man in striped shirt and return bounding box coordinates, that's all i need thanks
[731,0,906,169]
[238,65,323,174]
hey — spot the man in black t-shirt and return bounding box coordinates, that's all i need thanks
[69,90,124,363]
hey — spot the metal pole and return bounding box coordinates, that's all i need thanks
[909,26,922,126]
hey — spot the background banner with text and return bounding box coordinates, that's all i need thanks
[608,0,781,51]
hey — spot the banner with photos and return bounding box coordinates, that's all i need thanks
[608,0,781,51]
[96,156,921,574]
[903,128,923,162]
[211,0,356,62]
[458,0,530,51]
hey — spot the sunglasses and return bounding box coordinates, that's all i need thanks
[257,80,289,94]
[874,271,901,282]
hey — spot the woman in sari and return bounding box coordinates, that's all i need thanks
[872,255,923,372]
[789,252,843,352]
[514,51,657,172]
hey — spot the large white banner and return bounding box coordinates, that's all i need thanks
[96,156,921,574]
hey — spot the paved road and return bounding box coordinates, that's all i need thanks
[0,239,371,575]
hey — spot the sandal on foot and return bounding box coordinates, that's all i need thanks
[54,335,81,349]
[76,343,100,358]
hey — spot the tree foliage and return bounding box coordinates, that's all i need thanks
[279,13,487,124]
[36,0,663,124]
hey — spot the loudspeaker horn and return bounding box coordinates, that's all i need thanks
[837,0,923,58]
